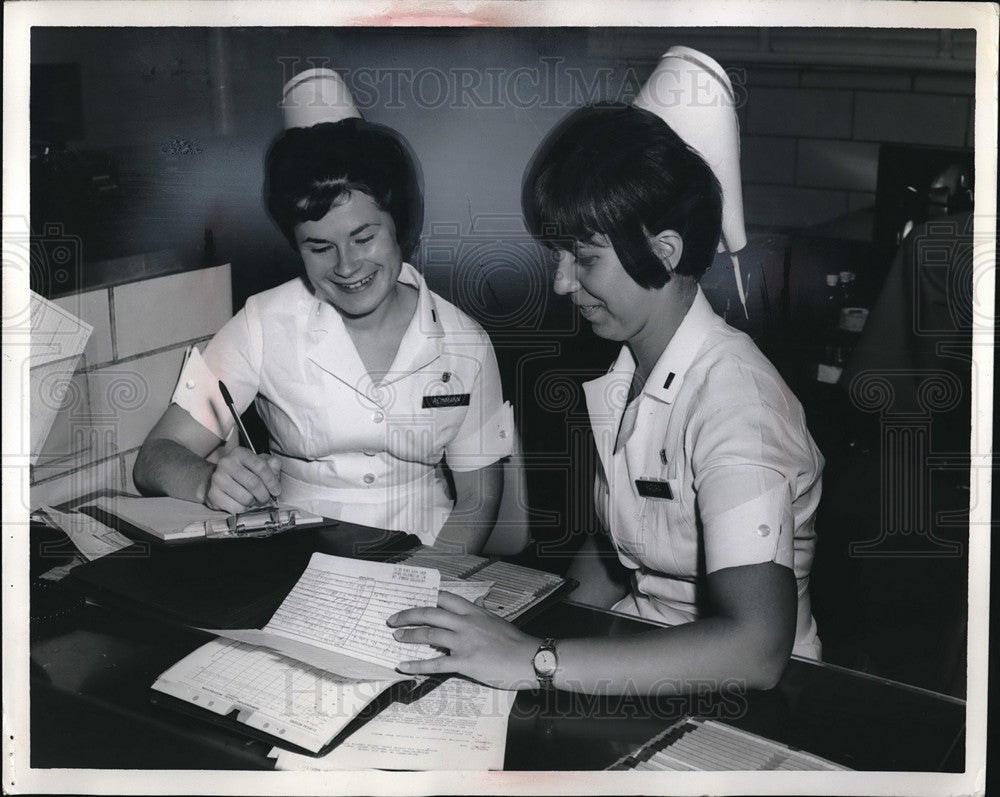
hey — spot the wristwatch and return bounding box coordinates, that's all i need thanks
[532,638,559,689]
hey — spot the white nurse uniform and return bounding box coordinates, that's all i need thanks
[584,287,824,659]
[171,262,513,545]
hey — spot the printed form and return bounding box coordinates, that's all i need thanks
[270,677,517,770]
[153,638,394,754]
[34,505,132,561]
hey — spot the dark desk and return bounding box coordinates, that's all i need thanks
[30,592,965,772]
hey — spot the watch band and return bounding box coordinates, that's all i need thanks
[532,637,558,689]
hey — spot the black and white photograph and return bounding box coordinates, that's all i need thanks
[3,1,995,794]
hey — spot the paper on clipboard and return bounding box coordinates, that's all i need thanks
[79,495,325,542]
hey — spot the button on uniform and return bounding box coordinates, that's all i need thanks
[186,380,196,389]
[372,411,384,423]
[756,524,771,538]
[363,473,376,485]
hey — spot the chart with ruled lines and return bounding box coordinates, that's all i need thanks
[175,639,358,716]
[153,638,389,752]
[396,548,489,580]
[469,561,565,620]
[608,718,851,771]
[392,547,567,621]
[264,559,439,669]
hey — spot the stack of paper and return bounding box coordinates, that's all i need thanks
[608,718,851,771]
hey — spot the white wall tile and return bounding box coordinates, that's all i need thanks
[113,264,232,359]
[32,371,101,477]
[51,288,114,366]
[87,347,188,453]
[29,357,90,466]
[30,458,122,509]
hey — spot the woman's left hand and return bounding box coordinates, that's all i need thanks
[388,591,540,690]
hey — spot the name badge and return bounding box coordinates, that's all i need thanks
[635,478,674,500]
[423,393,471,409]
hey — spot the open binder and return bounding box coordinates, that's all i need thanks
[137,549,575,755]
[148,553,445,755]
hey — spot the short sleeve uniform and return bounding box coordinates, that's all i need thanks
[171,262,513,545]
[584,287,824,659]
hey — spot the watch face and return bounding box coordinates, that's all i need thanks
[534,649,557,675]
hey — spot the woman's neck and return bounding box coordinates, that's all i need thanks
[628,276,697,393]
[341,283,419,382]
[340,283,405,333]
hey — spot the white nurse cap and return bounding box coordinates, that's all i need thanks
[281,67,361,130]
[635,47,749,316]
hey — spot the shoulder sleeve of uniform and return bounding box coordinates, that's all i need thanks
[170,300,263,439]
[442,324,514,471]
[690,359,818,575]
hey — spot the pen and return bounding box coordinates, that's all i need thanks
[219,380,277,507]
[219,380,257,454]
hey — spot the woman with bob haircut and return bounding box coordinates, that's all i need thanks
[389,99,823,694]
[135,87,513,552]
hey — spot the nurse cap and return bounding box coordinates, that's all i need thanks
[281,67,361,129]
[634,47,749,315]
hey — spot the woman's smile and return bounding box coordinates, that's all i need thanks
[576,301,604,319]
[331,269,379,293]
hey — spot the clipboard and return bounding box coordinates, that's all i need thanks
[76,496,332,546]
[199,506,324,539]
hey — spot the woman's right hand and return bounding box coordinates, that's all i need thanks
[204,448,282,513]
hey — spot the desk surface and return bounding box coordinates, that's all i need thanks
[30,592,965,772]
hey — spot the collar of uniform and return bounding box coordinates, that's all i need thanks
[304,263,444,392]
[400,262,445,340]
[641,285,716,405]
[382,262,445,384]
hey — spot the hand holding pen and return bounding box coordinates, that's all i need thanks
[202,381,282,513]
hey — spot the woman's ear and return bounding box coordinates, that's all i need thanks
[649,229,684,272]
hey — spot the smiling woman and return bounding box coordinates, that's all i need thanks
[294,192,403,319]
[132,71,514,552]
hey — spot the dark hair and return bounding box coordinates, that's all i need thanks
[265,118,424,259]
[522,102,722,286]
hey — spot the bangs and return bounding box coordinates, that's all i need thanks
[290,179,382,225]
[529,163,639,251]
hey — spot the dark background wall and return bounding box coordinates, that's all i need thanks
[30,26,975,301]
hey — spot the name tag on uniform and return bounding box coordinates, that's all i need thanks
[423,393,471,409]
[635,478,674,500]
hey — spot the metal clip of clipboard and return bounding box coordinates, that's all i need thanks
[203,507,304,539]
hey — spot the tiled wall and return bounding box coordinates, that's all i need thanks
[29,263,232,507]
[738,65,974,234]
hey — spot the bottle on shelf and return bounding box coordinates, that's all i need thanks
[839,270,857,308]
[817,273,845,384]
[823,273,841,329]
